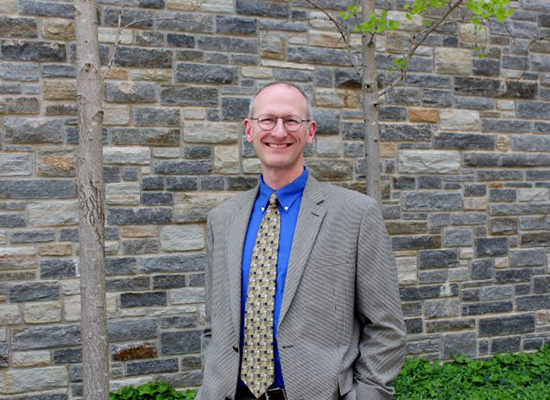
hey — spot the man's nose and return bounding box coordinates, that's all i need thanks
[271,118,287,138]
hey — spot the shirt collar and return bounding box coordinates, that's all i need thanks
[257,167,308,213]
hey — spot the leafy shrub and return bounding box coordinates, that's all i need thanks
[395,345,550,399]
[110,380,197,400]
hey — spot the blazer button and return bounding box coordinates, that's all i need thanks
[232,345,238,352]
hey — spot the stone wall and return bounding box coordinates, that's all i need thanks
[1,0,550,397]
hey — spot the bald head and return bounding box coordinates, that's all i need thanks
[248,82,313,119]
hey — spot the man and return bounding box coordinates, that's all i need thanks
[198,82,406,400]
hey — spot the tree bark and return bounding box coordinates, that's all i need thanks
[74,0,109,398]
[362,0,382,203]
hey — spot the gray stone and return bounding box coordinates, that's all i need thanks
[120,291,167,308]
[19,0,74,17]
[126,358,178,376]
[0,97,39,114]
[315,110,341,135]
[403,191,461,211]
[153,275,187,289]
[482,119,531,133]
[0,213,26,227]
[160,330,201,355]
[489,218,518,235]
[480,286,514,301]
[517,101,550,118]
[510,249,545,267]
[288,46,352,67]
[141,192,173,206]
[42,64,76,78]
[425,298,459,318]
[490,189,516,202]
[104,147,150,165]
[475,237,508,257]
[398,150,460,174]
[166,177,198,191]
[4,117,64,143]
[221,97,250,121]
[0,367,69,394]
[464,153,550,168]
[10,229,55,243]
[166,33,195,48]
[462,301,513,316]
[105,257,138,276]
[9,282,60,303]
[452,213,487,225]
[392,235,441,251]
[160,86,218,107]
[443,228,474,247]
[443,333,477,358]
[400,284,459,301]
[198,36,257,53]
[105,82,157,103]
[103,7,154,28]
[40,259,78,279]
[108,319,158,342]
[434,132,495,150]
[512,134,550,151]
[236,0,290,18]
[154,160,212,175]
[175,63,239,84]
[418,250,458,269]
[139,253,206,273]
[307,160,353,181]
[426,319,475,334]
[471,259,493,280]
[495,269,531,284]
[0,17,37,38]
[479,314,535,337]
[115,46,172,68]
[454,96,494,110]
[134,107,180,127]
[107,208,172,225]
[1,40,66,61]
[491,336,521,353]
[534,277,550,293]
[155,12,213,32]
[53,349,82,364]
[379,124,432,141]
[0,62,39,81]
[216,16,257,35]
[12,325,80,350]
[161,225,204,252]
[521,232,550,247]
[122,238,160,255]
[516,295,550,311]
[111,128,180,147]
[28,201,78,226]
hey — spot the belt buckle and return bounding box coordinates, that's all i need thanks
[266,388,287,400]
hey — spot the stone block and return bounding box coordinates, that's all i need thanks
[39,259,77,280]
[398,150,460,174]
[392,235,441,251]
[221,97,250,121]
[440,110,480,131]
[12,350,51,367]
[107,208,172,225]
[166,177,199,191]
[213,145,239,174]
[4,117,64,144]
[9,282,60,303]
[105,82,157,103]
[126,358,178,376]
[489,218,518,235]
[462,301,513,316]
[175,63,239,84]
[103,147,150,165]
[0,0,16,13]
[120,291,167,308]
[138,253,206,273]
[0,305,22,325]
[160,86,218,107]
[236,0,289,18]
[0,63,39,81]
[418,250,458,269]
[153,275,187,289]
[36,148,76,177]
[184,122,238,143]
[134,107,180,127]
[141,192,173,206]
[28,201,77,226]
[495,269,531,284]
[0,213,26,227]
[198,36,257,53]
[475,238,508,257]
[378,123,432,141]
[480,286,514,301]
[479,314,535,337]
[403,191,461,211]
[42,80,76,100]
[122,239,160,255]
[12,325,80,350]
[434,132,495,150]
[400,283,458,301]
[443,332,477,359]
[307,160,353,181]
[38,244,72,257]
[520,232,550,247]
[173,192,234,223]
[396,257,417,285]
[435,48,472,75]
[161,225,204,252]
[114,46,172,68]
[108,319,158,342]
[1,40,66,62]
[111,128,180,147]
[491,336,521,353]
[160,330,201,355]
[0,366,68,394]
[154,160,212,175]
[288,46,352,67]
[42,18,74,40]
[517,101,550,119]
[167,0,232,12]
[106,183,140,206]
[0,97,40,114]
[111,342,157,361]
[23,301,61,323]
[0,16,37,39]
[425,298,459,318]
[443,227,474,247]
[518,188,548,202]
[534,277,550,293]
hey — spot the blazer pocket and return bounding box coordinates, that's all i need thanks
[309,251,351,268]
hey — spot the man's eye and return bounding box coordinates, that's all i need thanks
[260,117,275,124]
[285,117,300,125]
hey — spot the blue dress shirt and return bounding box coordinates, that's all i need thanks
[239,167,308,389]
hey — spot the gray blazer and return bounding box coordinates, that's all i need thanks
[198,175,406,400]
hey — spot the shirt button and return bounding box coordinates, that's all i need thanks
[284,206,289,211]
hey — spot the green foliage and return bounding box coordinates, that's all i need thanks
[395,346,550,399]
[110,380,197,400]
[340,6,401,34]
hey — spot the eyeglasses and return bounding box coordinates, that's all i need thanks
[250,114,310,132]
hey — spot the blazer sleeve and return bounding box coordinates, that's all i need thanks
[353,198,407,400]
[201,212,214,359]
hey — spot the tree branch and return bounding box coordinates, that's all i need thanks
[378,0,463,97]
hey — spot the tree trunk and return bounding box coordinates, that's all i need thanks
[362,0,382,203]
[74,0,109,398]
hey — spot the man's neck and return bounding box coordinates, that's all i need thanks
[261,166,304,191]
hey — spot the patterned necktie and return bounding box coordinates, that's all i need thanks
[241,192,280,399]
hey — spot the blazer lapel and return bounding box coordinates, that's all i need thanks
[279,175,326,328]
[226,187,258,338]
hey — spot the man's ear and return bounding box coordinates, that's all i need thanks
[243,119,253,143]
[306,120,316,144]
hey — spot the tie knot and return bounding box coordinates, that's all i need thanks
[268,193,277,207]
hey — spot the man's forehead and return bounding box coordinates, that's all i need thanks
[253,84,308,109]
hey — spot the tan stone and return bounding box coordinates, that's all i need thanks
[174,192,235,223]
[460,248,474,259]
[386,32,410,54]
[241,67,273,79]
[61,280,81,295]
[0,231,6,245]
[213,145,240,174]
[0,0,17,13]
[184,122,239,144]
[260,38,285,60]
[288,33,307,45]
[0,248,37,271]
[396,257,417,285]
[103,68,129,80]
[105,240,119,256]
[261,59,315,70]
[308,11,337,30]
[43,18,74,40]
[315,90,345,108]
[460,23,488,45]
[0,366,68,394]
[435,48,473,75]
[0,305,22,325]
[166,0,232,12]
[380,143,396,158]
[23,301,61,324]
[309,30,349,48]
[183,108,207,120]
[344,90,360,108]
[463,197,488,211]
[64,296,81,322]
[129,69,171,82]
[439,109,480,131]
[104,105,130,126]
[37,148,75,177]
[121,226,159,238]
[43,80,77,100]
[316,136,342,157]
[38,244,72,256]
[12,351,51,367]
[106,182,141,205]
[497,136,511,151]
[495,257,509,269]
[243,158,261,174]
[409,107,438,123]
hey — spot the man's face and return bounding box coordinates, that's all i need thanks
[244,84,316,177]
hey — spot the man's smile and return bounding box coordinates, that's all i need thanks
[264,143,293,148]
